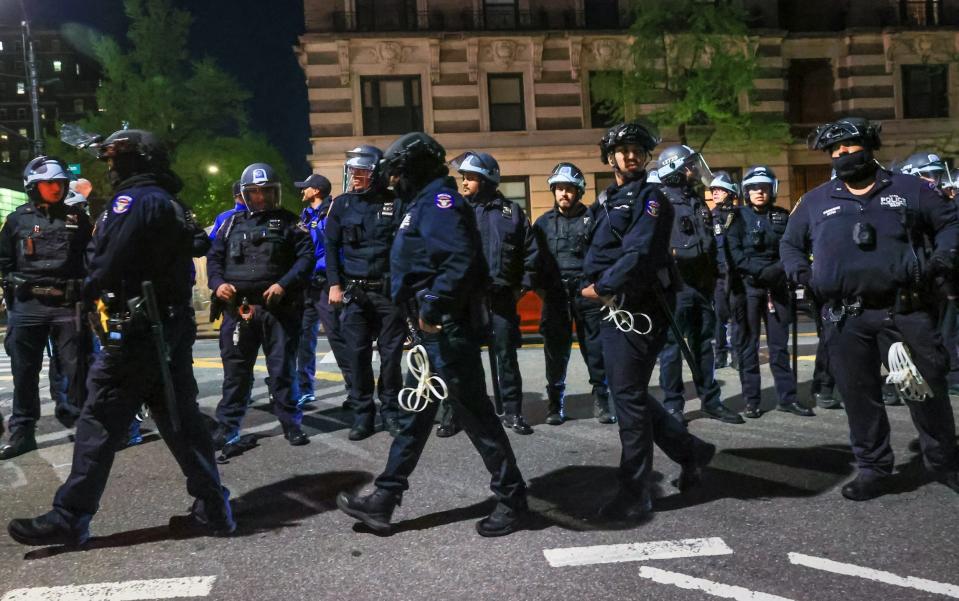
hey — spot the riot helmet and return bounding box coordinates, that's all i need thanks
[709,170,740,199]
[452,152,501,184]
[741,165,778,206]
[599,121,661,183]
[239,163,282,213]
[807,117,882,152]
[646,170,661,185]
[343,145,383,194]
[23,155,71,205]
[547,162,586,197]
[379,132,448,201]
[94,128,170,187]
[900,151,946,184]
[656,144,713,187]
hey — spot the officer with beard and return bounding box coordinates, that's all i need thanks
[781,116,959,500]
[0,157,93,459]
[8,129,234,546]
[336,132,529,537]
[582,122,716,519]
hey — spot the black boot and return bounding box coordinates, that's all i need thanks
[814,389,841,409]
[841,473,891,501]
[594,390,616,424]
[597,488,652,521]
[336,488,400,533]
[283,424,310,446]
[169,487,236,537]
[502,413,533,435]
[545,392,565,426]
[675,441,716,492]
[882,384,902,406]
[714,348,730,369]
[476,502,528,537]
[702,403,745,424]
[0,428,37,460]
[436,416,460,438]
[8,511,89,547]
[348,415,375,441]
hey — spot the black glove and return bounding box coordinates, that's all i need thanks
[758,263,786,287]
[928,250,957,279]
[792,268,811,288]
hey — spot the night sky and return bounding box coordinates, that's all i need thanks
[0,0,311,176]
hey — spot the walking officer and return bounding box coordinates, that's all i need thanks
[454,151,538,434]
[325,145,406,441]
[293,173,353,407]
[708,171,740,370]
[581,122,716,519]
[726,166,811,419]
[336,132,529,537]
[532,162,614,425]
[8,129,234,546]
[654,145,742,425]
[782,116,959,499]
[0,156,93,460]
[208,163,314,449]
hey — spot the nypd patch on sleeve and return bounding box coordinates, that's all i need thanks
[112,195,134,214]
[645,199,659,217]
[434,192,454,209]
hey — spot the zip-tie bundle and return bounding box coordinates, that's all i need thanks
[602,295,653,335]
[398,344,449,412]
[885,342,932,402]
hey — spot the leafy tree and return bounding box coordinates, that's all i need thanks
[590,0,791,152]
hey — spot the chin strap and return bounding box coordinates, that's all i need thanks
[885,342,932,402]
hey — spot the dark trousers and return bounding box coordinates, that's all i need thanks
[340,290,405,423]
[540,287,608,405]
[602,299,703,494]
[658,284,722,413]
[52,311,227,530]
[489,288,524,415]
[216,306,302,430]
[296,285,352,400]
[713,277,733,353]
[937,296,959,387]
[811,297,835,395]
[731,282,797,409]
[4,312,85,433]
[823,308,958,478]
[374,316,527,510]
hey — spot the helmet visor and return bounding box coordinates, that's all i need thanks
[344,165,374,193]
[684,154,714,188]
[807,121,863,151]
[242,184,281,212]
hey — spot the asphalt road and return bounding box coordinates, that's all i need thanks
[1,328,957,601]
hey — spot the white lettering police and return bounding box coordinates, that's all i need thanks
[880,194,907,209]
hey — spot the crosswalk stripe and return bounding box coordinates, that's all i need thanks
[543,537,733,568]
[788,553,959,598]
[636,567,796,601]
[1,576,217,601]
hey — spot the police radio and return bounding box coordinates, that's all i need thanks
[853,222,876,249]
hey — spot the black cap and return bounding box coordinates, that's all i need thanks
[232,180,241,196]
[294,173,331,196]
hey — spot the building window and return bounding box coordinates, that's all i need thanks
[791,165,833,207]
[16,81,24,95]
[19,128,27,137]
[488,74,525,131]
[53,60,62,73]
[361,76,423,136]
[75,63,81,76]
[584,0,620,29]
[500,176,529,211]
[901,0,942,26]
[484,0,518,29]
[354,0,417,31]
[787,59,834,124]
[1,151,10,163]
[589,70,624,129]
[19,149,28,162]
[74,98,84,113]
[16,108,25,119]
[0,41,4,52]
[902,64,949,119]
[51,39,61,52]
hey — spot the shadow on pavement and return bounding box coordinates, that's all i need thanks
[22,470,372,560]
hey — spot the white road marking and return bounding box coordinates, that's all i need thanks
[543,536,733,567]
[788,552,959,598]
[319,352,338,364]
[1,576,216,601]
[637,567,797,601]
[36,444,76,483]
[0,461,28,489]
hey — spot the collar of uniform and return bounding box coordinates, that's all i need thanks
[300,204,320,221]
[419,176,455,201]
[553,202,587,219]
[829,170,893,202]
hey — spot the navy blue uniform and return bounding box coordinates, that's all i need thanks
[711,203,737,362]
[584,178,710,495]
[781,170,959,478]
[374,176,527,512]
[295,197,353,404]
[325,190,405,430]
[468,192,538,417]
[726,203,798,411]
[0,202,92,434]
[656,185,723,416]
[532,202,609,414]
[51,175,231,532]
[207,208,314,434]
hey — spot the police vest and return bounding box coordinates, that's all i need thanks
[474,194,527,287]
[738,204,789,258]
[663,186,714,261]
[221,210,299,287]
[9,203,88,281]
[335,193,398,278]
[537,205,590,279]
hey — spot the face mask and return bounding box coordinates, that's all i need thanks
[832,149,875,183]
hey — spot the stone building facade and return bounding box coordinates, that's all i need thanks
[298,0,959,217]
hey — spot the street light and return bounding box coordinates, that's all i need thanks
[207,164,219,175]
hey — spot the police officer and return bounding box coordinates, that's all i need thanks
[726,166,811,419]
[654,145,742,425]
[533,162,614,425]
[8,129,234,546]
[208,163,314,449]
[900,151,949,187]
[210,180,246,240]
[325,145,406,441]
[454,151,538,434]
[293,173,353,407]
[581,122,716,519]
[0,156,93,460]
[708,171,740,369]
[781,117,959,499]
[336,132,529,537]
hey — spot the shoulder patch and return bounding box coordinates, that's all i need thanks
[645,199,660,217]
[434,193,454,209]
[112,195,133,214]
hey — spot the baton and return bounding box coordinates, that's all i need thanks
[651,285,704,389]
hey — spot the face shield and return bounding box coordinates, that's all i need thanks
[242,184,281,213]
[343,150,380,194]
[683,153,714,188]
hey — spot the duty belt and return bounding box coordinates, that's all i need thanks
[826,290,925,322]
[346,277,387,291]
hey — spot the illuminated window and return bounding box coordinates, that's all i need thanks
[16,82,25,95]
[53,60,62,72]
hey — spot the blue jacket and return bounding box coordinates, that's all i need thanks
[390,177,488,325]
[468,191,538,290]
[209,201,246,241]
[299,196,333,276]
[780,169,959,302]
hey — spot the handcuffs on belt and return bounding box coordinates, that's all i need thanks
[825,297,863,323]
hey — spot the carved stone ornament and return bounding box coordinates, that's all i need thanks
[467,39,479,83]
[337,40,350,86]
[370,41,413,72]
[588,38,626,69]
[487,39,519,68]
[882,31,958,72]
[569,36,583,81]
